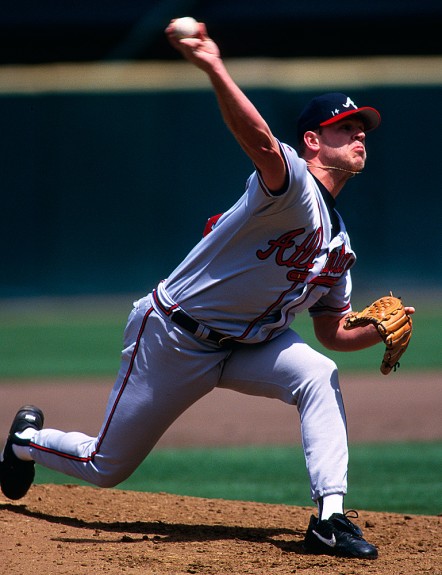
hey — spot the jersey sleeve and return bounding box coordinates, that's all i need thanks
[308,269,353,317]
[250,142,309,214]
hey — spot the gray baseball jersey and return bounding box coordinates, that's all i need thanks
[160,141,356,343]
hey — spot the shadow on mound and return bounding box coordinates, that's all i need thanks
[1,501,306,554]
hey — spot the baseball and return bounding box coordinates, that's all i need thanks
[172,17,199,39]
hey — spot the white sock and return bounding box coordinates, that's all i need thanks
[11,428,37,462]
[318,494,344,520]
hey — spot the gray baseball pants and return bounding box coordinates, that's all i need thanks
[30,293,348,501]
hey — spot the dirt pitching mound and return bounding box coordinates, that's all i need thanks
[1,484,441,575]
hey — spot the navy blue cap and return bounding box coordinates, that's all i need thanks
[297,92,381,143]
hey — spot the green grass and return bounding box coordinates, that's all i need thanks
[34,442,442,516]
[0,320,123,378]
[0,296,441,378]
[0,298,126,378]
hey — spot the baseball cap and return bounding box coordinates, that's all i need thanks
[296,92,381,143]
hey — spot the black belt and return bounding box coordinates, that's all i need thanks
[171,309,230,346]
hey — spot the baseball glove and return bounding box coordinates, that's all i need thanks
[344,293,413,375]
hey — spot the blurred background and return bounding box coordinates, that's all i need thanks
[1,0,441,302]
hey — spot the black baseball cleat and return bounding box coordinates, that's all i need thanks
[0,405,44,500]
[303,511,378,559]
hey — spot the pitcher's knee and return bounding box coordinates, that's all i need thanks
[92,473,123,489]
[86,458,136,488]
[315,355,338,381]
[293,354,339,406]
[302,353,338,384]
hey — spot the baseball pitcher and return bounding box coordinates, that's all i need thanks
[1,19,414,561]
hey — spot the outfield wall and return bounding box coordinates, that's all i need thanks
[1,58,441,298]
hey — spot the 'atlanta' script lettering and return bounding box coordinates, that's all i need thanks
[320,244,355,275]
[309,244,356,287]
[256,228,323,281]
